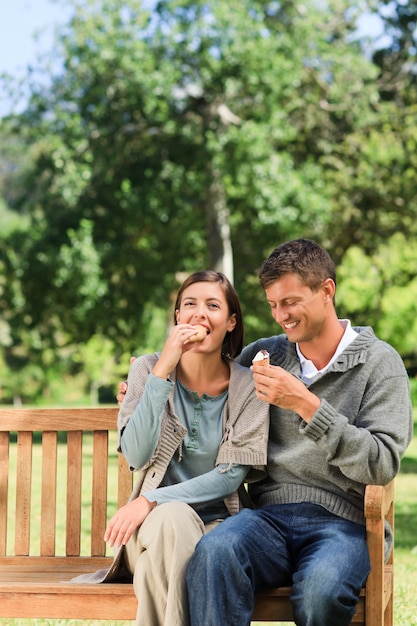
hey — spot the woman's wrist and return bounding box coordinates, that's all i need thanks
[140,495,157,513]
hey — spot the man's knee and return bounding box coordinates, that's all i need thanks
[293,569,360,625]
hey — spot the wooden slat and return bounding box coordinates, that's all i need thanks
[91,431,108,556]
[385,497,395,625]
[0,555,112,572]
[40,432,57,556]
[0,432,9,555]
[365,482,394,626]
[0,408,119,432]
[66,431,83,556]
[0,585,137,621]
[0,556,136,620]
[252,588,294,620]
[365,482,394,520]
[252,589,366,622]
[15,432,33,555]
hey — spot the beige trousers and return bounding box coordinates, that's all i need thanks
[124,501,221,626]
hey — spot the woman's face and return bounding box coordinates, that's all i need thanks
[176,281,236,352]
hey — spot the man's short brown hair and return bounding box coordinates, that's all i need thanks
[258,239,336,291]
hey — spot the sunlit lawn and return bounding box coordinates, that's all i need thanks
[4,420,417,626]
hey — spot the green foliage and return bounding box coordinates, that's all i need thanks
[54,219,107,323]
[1,0,417,399]
[408,377,417,408]
[336,246,382,317]
[337,233,417,370]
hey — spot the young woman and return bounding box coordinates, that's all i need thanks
[103,270,269,626]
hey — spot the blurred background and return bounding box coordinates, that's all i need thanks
[1,4,416,623]
[1,0,417,407]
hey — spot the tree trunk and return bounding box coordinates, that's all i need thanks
[199,99,240,284]
[204,165,234,283]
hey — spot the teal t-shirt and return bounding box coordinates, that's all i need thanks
[141,377,248,521]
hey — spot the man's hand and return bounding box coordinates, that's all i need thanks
[116,356,136,407]
[251,363,320,422]
[104,495,157,548]
[116,380,128,407]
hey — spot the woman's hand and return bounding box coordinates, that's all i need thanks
[104,495,157,548]
[153,324,204,379]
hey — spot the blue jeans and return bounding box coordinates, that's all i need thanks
[186,503,370,626]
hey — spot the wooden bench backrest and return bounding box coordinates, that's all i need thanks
[0,408,394,625]
[0,408,132,558]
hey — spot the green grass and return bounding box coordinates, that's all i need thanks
[4,420,417,626]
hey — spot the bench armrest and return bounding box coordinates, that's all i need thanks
[363,481,394,626]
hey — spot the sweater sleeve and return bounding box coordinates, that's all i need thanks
[119,364,174,470]
[215,360,269,479]
[302,341,413,485]
[143,463,250,506]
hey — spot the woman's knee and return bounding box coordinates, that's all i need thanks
[136,501,204,552]
[147,501,203,531]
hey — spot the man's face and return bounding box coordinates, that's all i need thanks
[264,273,331,344]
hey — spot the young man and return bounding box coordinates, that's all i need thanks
[185,239,413,626]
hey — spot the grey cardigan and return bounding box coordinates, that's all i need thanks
[118,353,270,516]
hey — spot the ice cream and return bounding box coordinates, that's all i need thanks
[252,349,270,366]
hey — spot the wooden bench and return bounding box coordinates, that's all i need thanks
[0,407,394,624]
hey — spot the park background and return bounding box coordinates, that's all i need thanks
[0,0,416,624]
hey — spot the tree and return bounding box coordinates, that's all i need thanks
[2,0,417,400]
[337,233,417,371]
